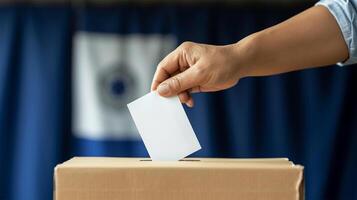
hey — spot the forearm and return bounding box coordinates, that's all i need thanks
[236,6,349,78]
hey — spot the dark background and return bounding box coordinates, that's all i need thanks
[0,1,356,200]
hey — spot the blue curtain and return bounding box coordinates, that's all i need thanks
[0,3,356,200]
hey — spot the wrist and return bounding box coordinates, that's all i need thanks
[231,32,261,78]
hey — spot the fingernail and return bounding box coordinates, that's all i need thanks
[158,83,169,96]
[187,100,194,108]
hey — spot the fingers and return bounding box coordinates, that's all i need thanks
[186,97,194,107]
[157,66,200,97]
[151,47,189,91]
[151,42,200,107]
[190,86,201,93]
[178,91,194,107]
[151,66,170,91]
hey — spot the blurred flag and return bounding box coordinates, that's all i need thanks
[73,32,176,140]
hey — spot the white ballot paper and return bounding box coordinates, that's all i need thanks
[127,91,201,161]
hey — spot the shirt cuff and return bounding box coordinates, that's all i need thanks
[316,0,357,66]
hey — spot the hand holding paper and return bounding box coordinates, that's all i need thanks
[127,91,201,161]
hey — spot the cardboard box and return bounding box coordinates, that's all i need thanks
[54,157,304,200]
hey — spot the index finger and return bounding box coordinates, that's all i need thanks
[151,48,187,91]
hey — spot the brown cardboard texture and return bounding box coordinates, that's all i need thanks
[54,157,304,200]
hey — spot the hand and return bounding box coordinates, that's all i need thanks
[151,41,244,107]
[151,6,349,108]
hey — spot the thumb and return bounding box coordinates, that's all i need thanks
[157,67,199,97]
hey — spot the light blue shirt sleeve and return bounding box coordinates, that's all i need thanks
[316,0,357,65]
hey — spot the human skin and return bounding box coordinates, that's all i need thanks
[151,6,349,107]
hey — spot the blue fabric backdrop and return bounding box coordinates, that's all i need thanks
[0,3,356,200]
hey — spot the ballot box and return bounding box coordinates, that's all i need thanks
[54,157,304,200]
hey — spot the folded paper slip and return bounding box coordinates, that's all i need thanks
[54,157,304,200]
